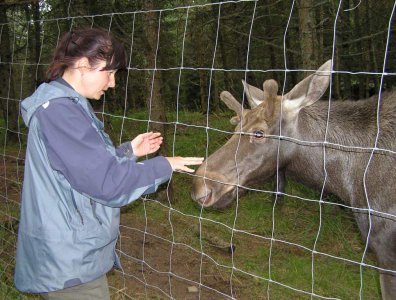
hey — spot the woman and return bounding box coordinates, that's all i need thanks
[14,28,203,299]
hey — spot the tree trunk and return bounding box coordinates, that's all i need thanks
[353,0,366,99]
[266,4,278,82]
[23,5,36,95]
[298,0,318,79]
[330,1,341,100]
[142,0,173,202]
[212,71,220,112]
[366,0,380,95]
[32,1,44,86]
[343,0,352,99]
[317,2,324,66]
[0,6,19,144]
[61,0,72,31]
[199,69,208,114]
[211,1,230,94]
[143,1,168,150]
[195,11,208,114]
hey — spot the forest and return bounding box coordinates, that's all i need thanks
[0,0,395,148]
[1,1,395,299]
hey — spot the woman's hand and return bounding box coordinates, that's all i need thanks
[166,157,204,173]
[131,132,163,157]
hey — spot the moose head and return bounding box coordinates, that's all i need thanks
[192,61,332,208]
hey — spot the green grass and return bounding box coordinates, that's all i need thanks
[118,176,381,299]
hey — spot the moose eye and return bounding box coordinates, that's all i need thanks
[253,130,265,139]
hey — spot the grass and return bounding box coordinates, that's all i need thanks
[0,110,382,299]
[117,178,381,299]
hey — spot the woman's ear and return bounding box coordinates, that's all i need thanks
[75,57,91,74]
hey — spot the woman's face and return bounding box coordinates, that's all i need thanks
[80,60,117,100]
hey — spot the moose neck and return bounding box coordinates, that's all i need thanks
[283,93,396,204]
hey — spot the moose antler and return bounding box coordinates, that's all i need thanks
[220,91,243,125]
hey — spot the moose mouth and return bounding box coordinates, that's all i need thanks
[196,192,213,207]
[194,189,236,209]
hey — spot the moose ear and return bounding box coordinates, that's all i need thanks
[242,80,264,108]
[284,60,332,110]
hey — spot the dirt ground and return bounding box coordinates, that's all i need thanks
[109,213,278,300]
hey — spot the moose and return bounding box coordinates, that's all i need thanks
[191,61,396,299]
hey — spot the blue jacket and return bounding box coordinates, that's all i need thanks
[14,80,172,293]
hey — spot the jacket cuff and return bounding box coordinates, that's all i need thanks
[117,142,137,160]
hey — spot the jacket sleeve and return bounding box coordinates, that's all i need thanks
[116,141,137,160]
[36,98,172,207]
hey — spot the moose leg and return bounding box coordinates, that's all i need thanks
[379,272,396,300]
[355,212,396,300]
[368,218,396,300]
[377,239,396,300]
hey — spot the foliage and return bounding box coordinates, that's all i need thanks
[0,0,393,298]
[1,0,395,117]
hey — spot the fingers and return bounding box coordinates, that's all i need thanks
[148,137,162,151]
[144,131,162,140]
[136,132,161,142]
[178,166,195,173]
[179,157,205,166]
[148,132,162,139]
[132,132,163,155]
[149,136,163,145]
[166,157,204,173]
[147,132,163,147]
[148,144,161,154]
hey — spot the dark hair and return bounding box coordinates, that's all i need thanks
[46,28,127,81]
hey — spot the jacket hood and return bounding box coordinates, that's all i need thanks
[21,81,81,127]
